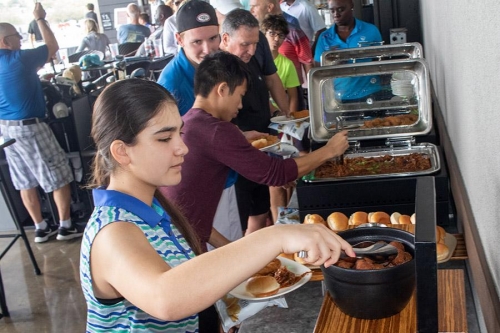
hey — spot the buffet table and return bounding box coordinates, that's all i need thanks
[314,269,467,333]
[239,223,472,332]
[239,266,470,333]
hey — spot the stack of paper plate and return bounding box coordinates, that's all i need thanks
[391,72,415,98]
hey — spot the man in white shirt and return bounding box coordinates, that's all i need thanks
[280,0,326,47]
[135,5,173,56]
[162,0,184,55]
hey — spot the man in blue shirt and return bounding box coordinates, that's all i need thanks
[156,0,220,116]
[0,3,80,243]
[117,3,151,43]
[314,0,383,102]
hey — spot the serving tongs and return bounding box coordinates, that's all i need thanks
[297,242,398,260]
[335,116,345,165]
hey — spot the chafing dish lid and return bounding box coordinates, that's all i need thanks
[320,42,423,66]
[308,58,432,142]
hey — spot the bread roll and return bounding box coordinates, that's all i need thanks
[368,211,391,225]
[251,138,268,149]
[410,213,416,224]
[246,276,280,297]
[390,212,401,224]
[291,110,309,119]
[279,252,294,261]
[303,214,326,226]
[436,226,446,243]
[265,135,279,145]
[327,212,348,231]
[349,211,368,225]
[436,242,450,261]
[399,214,412,225]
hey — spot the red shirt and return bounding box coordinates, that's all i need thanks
[278,26,313,84]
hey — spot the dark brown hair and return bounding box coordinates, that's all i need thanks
[260,14,290,37]
[194,51,251,98]
[88,79,202,255]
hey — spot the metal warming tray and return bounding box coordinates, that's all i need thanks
[308,58,432,142]
[306,57,439,182]
[320,42,423,66]
[302,142,440,183]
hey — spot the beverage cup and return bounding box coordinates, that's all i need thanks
[58,48,69,66]
[109,43,119,59]
[153,39,162,58]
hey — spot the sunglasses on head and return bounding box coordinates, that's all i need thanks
[4,32,21,39]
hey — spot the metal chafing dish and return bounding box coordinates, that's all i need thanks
[306,57,440,182]
[320,42,423,66]
[309,59,431,141]
[303,142,440,182]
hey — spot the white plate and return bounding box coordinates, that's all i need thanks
[228,257,312,301]
[259,141,281,152]
[264,143,299,156]
[271,115,310,124]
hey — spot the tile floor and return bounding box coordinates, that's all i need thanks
[0,229,86,332]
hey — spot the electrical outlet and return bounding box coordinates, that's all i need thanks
[390,28,407,44]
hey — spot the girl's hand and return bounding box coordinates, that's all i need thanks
[276,224,354,267]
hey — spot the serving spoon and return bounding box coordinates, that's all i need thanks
[297,242,398,260]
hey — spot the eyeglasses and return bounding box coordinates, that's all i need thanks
[3,32,22,39]
[266,31,286,40]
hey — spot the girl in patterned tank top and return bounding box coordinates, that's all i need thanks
[80,56,353,333]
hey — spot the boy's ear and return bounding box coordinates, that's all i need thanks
[216,82,229,97]
[221,33,229,48]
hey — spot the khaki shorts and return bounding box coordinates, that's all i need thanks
[1,122,73,192]
[208,185,243,251]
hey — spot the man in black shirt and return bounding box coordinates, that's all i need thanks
[27,19,43,48]
[220,9,288,235]
[85,3,99,23]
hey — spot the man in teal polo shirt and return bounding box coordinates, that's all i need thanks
[314,0,382,102]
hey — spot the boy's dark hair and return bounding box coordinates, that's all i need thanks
[194,51,251,98]
[261,14,289,36]
[87,3,94,11]
[139,13,150,24]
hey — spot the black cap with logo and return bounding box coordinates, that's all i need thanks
[176,0,218,33]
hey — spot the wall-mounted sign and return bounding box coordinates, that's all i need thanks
[101,12,113,31]
[114,8,128,29]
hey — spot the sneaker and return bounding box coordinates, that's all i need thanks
[56,224,83,241]
[34,224,58,243]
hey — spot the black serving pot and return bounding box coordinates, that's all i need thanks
[321,227,415,319]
